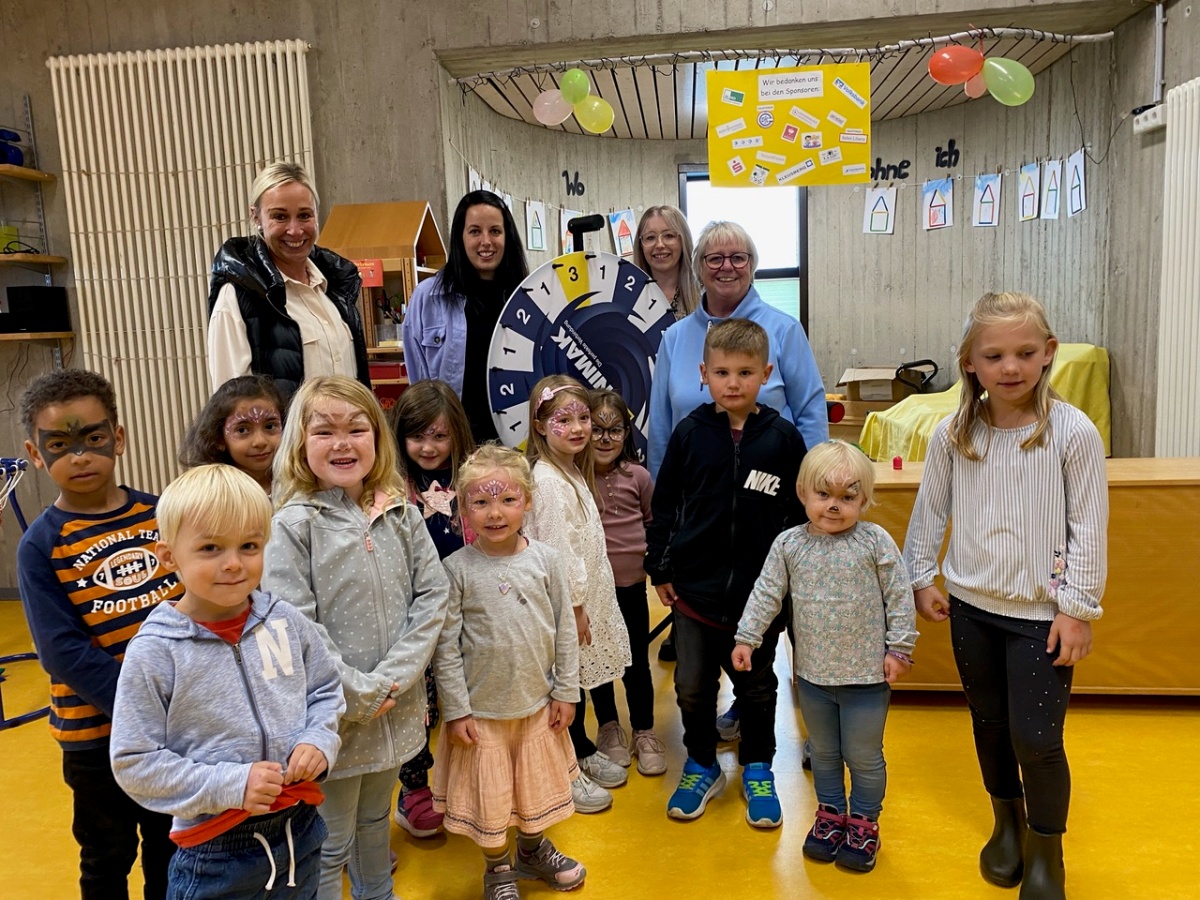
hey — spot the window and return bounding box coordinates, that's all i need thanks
[678,166,808,329]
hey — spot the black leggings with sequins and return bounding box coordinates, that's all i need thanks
[949,597,1074,834]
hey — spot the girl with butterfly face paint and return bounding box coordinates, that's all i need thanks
[523,375,633,816]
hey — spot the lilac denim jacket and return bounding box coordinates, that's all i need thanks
[402,273,467,393]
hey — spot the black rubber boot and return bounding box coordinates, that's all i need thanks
[1019,829,1066,900]
[980,795,1026,888]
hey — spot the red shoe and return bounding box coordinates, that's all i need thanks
[394,786,443,838]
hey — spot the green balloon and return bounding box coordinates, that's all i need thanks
[560,68,591,105]
[982,57,1035,106]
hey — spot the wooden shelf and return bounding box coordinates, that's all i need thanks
[0,164,55,183]
[416,265,439,276]
[0,253,67,266]
[371,378,409,386]
[0,331,73,341]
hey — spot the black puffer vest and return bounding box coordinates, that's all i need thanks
[207,236,370,403]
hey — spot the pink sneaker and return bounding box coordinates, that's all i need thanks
[394,786,443,837]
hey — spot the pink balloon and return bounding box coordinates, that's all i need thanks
[532,89,573,126]
[964,72,988,99]
[929,45,985,85]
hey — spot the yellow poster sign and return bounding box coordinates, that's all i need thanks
[706,63,872,188]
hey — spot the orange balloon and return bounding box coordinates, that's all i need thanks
[929,46,985,85]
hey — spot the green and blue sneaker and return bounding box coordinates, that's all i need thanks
[666,757,726,820]
[742,762,783,828]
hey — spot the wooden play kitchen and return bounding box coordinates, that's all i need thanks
[871,457,1200,695]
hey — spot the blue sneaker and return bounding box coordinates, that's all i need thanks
[715,705,741,742]
[742,763,782,828]
[667,758,726,820]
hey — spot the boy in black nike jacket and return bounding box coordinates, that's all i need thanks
[646,318,806,828]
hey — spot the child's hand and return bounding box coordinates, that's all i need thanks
[372,684,399,719]
[242,761,284,814]
[731,644,753,671]
[914,586,950,622]
[654,583,678,607]
[1047,614,1093,666]
[447,716,478,746]
[284,743,328,784]
[883,652,913,684]
[547,700,575,733]
[574,607,592,646]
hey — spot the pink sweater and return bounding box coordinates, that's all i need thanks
[596,463,654,588]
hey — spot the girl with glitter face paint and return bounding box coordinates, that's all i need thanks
[430,443,588,900]
[388,380,478,837]
[178,374,286,491]
[523,375,632,816]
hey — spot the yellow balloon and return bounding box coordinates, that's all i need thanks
[574,96,615,134]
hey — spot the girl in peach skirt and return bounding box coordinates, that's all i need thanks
[431,443,586,900]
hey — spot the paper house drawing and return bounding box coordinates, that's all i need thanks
[870,195,890,233]
[928,188,948,228]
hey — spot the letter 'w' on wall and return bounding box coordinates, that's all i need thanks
[46,41,315,490]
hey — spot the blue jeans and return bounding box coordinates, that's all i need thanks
[166,803,325,899]
[795,678,891,819]
[316,768,401,900]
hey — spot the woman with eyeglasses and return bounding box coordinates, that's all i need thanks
[633,206,700,319]
[646,220,828,478]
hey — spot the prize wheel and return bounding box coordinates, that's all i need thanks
[486,251,673,459]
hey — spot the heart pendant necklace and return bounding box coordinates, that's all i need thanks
[478,546,515,596]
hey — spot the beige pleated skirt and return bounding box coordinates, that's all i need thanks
[430,706,579,848]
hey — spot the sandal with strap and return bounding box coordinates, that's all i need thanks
[515,838,586,891]
[483,864,521,900]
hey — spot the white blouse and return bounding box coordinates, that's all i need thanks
[525,461,632,690]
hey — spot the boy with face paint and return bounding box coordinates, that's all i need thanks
[17,369,181,900]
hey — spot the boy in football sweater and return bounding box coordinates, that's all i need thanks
[17,369,181,898]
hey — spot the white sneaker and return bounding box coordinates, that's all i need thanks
[631,729,668,776]
[571,772,613,814]
[578,751,628,788]
[595,721,632,767]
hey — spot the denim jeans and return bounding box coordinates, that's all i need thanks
[166,803,325,899]
[672,610,781,768]
[316,768,401,900]
[61,744,175,900]
[795,677,891,819]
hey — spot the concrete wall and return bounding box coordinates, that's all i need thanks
[0,0,1191,587]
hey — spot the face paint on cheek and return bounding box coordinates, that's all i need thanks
[37,419,117,466]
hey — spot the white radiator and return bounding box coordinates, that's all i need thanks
[46,40,313,490]
[1156,76,1200,456]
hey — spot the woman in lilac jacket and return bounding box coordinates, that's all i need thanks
[403,191,528,442]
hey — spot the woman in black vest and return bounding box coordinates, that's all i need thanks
[207,162,369,403]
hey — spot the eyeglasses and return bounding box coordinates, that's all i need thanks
[591,425,627,442]
[639,231,680,246]
[702,252,751,270]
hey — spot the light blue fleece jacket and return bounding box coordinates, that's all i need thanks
[646,285,829,478]
[109,591,344,832]
[263,488,450,779]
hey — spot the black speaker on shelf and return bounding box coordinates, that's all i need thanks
[1,285,71,334]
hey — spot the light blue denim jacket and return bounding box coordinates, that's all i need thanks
[647,285,829,477]
[263,489,450,779]
[110,591,345,831]
[402,273,466,393]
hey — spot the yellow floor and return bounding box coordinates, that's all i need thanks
[2,599,1198,899]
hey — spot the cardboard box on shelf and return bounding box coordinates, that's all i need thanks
[837,366,919,402]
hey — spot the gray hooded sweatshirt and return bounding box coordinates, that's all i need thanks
[263,488,449,779]
[109,591,344,832]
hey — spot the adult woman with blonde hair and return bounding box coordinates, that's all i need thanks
[207,161,370,402]
[633,205,700,319]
